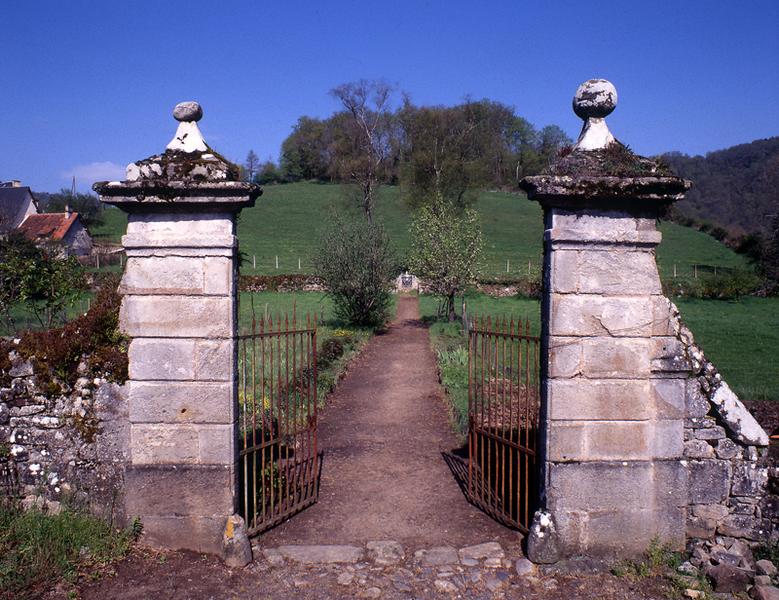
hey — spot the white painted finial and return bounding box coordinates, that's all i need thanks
[167,101,208,153]
[572,79,618,151]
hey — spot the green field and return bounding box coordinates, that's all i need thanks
[419,293,779,403]
[91,182,753,278]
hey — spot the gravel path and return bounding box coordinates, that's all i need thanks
[260,294,518,549]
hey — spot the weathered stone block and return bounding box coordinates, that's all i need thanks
[548,337,583,378]
[128,339,195,380]
[550,295,654,337]
[718,514,771,541]
[715,439,740,460]
[549,420,683,462]
[581,338,652,378]
[694,426,727,441]
[549,250,579,293]
[130,423,234,465]
[121,296,232,338]
[548,379,654,421]
[732,464,769,497]
[548,461,687,511]
[194,340,234,381]
[124,464,233,517]
[582,506,686,555]
[137,514,226,555]
[128,381,234,424]
[126,212,234,240]
[689,460,731,504]
[203,256,233,295]
[685,439,715,459]
[555,249,662,295]
[686,380,711,419]
[122,256,205,295]
[652,378,686,419]
[650,337,691,374]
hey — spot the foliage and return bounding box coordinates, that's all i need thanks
[0,233,87,332]
[36,189,104,228]
[278,93,571,193]
[0,500,135,600]
[17,277,128,387]
[409,199,482,320]
[662,136,779,237]
[313,214,396,328]
[661,268,763,299]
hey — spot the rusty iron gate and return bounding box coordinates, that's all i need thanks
[237,313,319,535]
[466,316,540,532]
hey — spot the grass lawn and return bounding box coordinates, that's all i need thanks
[420,292,779,425]
[237,291,391,402]
[84,183,754,279]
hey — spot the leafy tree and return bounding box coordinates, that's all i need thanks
[399,100,486,210]
[0,234,86,331]
[255,160,282,185]
[280,116,330,181]
[38,189,104,228]
[330,80,397,223]
[409,198,482,321]
[313,213,396,327]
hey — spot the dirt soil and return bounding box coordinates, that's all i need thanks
[259,294,517,549]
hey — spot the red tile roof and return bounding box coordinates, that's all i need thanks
[17,212,79,242]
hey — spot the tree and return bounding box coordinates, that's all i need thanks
[244,150,260,182]
[255,159,282,185]
[409,198,482,321]
[399,101,484,210]
[0,233,86,331]
[330,80,396,223]
[280,116,330,181]
[39,189,104,228]
[313,213,396,327]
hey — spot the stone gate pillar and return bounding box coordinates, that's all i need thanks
[94,102,260,560]
[521,80,692,558]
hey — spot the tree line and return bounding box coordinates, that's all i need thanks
[245,80,571,201]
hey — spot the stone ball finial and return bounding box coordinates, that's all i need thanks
[173,101,203,122]
[573,79,617,120]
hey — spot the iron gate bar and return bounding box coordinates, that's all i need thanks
[237,310,318,535]
[466,314,540,532]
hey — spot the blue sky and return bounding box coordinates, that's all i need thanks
[1,0,778,192]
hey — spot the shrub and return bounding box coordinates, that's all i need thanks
[662,269,762,299]
[17,276,128,386]
[313,214,396,328]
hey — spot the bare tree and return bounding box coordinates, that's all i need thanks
[330,80,395,223]
[244,149,260,182]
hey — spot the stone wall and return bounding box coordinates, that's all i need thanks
[670,302,778,546]
[0,348,127,520]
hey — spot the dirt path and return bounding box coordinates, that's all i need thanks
[260,294,518,549]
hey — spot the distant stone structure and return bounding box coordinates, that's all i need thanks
[93,101,260,564]
[521,79,773,560]
[395,271,419,292]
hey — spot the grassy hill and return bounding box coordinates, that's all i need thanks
[92,182,753,278]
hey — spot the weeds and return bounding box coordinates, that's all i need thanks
[0,500,136,600]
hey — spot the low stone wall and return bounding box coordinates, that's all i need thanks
[0,348,127,521]
[668,302,778,546]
